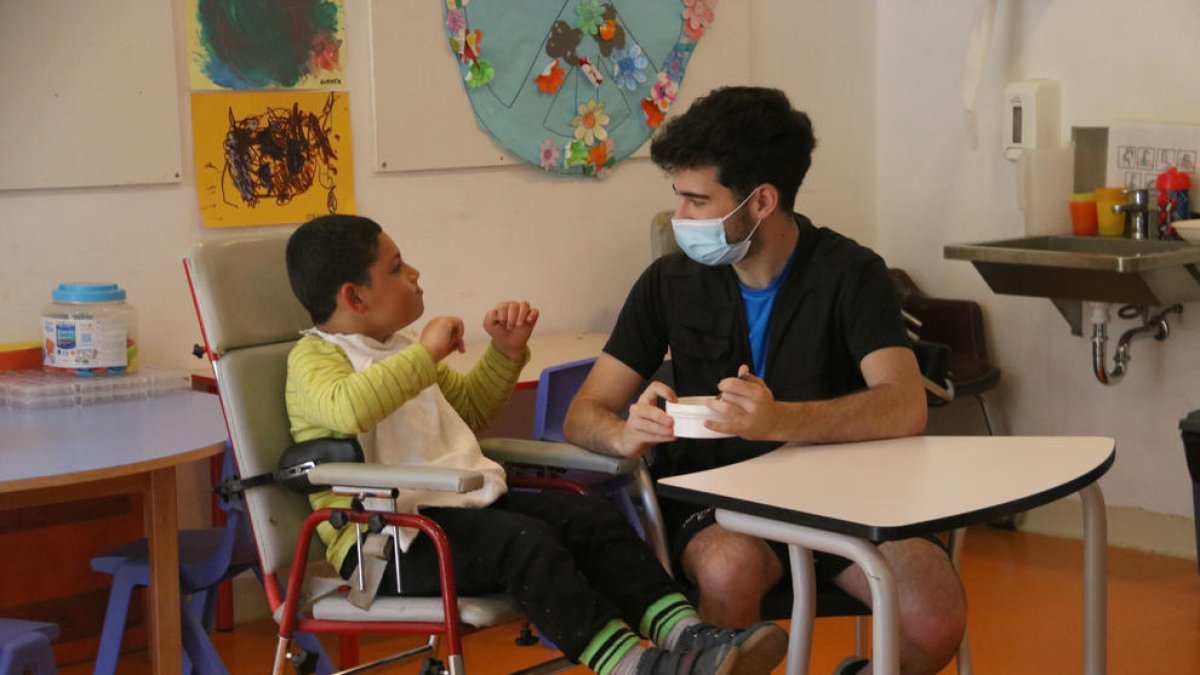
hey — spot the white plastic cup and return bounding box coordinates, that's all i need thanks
[665,396,734,439]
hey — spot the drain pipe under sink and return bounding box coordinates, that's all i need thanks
[1090,302,1184,385]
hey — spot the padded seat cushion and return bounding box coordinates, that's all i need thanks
[311,594,522,627]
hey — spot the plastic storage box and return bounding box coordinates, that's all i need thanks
[0,368,189,409]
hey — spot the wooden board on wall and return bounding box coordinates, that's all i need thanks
[370,0,751,173]
[0,0,183,191]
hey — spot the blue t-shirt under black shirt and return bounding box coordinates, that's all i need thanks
[739,250,798,376]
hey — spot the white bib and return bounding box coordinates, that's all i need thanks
[306,328,507,551]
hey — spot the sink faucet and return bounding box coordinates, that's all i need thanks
[1112,189,1151,239]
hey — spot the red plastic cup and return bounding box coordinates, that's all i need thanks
[1069,192,1098,236]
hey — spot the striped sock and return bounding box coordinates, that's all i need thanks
[639,592,700,647]
[581,619,642,675]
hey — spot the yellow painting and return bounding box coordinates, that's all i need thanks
[186,0,346,91]
[192,91,355,228]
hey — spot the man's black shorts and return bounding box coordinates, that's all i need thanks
[662,497,950,596]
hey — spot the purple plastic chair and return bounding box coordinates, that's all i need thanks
[0,618,58,675]
[533,358,644,537]
[88,443,335,675]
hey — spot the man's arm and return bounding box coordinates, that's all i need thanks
[707,345,927,443]
[563,353,678,458]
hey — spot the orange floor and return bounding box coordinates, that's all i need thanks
[59,524,1200,674]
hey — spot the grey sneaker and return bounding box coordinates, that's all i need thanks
[635,642,738,675]
[674,622,788,674]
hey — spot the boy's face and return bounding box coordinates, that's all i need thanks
[357,233,424,339]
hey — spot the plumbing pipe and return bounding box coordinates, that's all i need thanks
[1091,303,1124,385]
[1091,302,1183,385]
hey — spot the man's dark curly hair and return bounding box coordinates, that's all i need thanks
[286,214,383,324]
[650,86,817,209]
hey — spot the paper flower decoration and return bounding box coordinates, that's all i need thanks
[641,98,664,129]
[564,139,589,168]
[651,72,678,112]
[539,138,560,170]
[611,44,649,91]
[571,99,609,145]
[575,0,605,35]
[585,138,615,177]
[535,58,565,94]
[683,0,717,41]
[445,8,466,33]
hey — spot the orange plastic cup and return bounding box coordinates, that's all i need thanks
[1069,192,1098,236]
[1095,187,1126,237]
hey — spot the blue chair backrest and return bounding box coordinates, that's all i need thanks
[180,442,256,590]
[533,357,597,443]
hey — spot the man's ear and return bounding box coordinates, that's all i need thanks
[750,184,780,220]
[337,282,367,314]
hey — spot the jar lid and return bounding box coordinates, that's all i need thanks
[51,282,126,303]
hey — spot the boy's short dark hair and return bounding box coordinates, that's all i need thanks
[286,214,383,324]
[650,86,817,209]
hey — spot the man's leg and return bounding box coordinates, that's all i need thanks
[680,523,784,627]
[830,537,966,675]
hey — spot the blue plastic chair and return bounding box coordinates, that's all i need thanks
[532,358,645,537]
[0,618,58,675]
[532,357,596,443]
[88,443,335,675]
[88,442,255,674]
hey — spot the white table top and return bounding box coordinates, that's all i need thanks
[445,331,608,386]
[658,435,1115,542]
[0,390,228,492]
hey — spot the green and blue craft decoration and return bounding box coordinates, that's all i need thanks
[442,0,717,177]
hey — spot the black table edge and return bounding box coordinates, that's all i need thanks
[657,448,1115,543]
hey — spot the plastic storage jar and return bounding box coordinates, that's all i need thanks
[42,283,138,376]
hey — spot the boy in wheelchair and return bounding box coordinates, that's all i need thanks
[283,215,787,675]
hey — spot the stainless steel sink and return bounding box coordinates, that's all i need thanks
[944,236,1200,306]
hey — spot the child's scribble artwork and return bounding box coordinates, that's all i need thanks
[192,91,355,228]
[187,0,345,90]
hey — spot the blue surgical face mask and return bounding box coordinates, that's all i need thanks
[671,189,762,266]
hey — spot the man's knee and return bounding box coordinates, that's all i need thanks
[832,537,965,671]
[681,525,782,597]
[888,539,967,667]
[904,578,966,666]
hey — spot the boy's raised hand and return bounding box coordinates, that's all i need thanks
[484,301,539,362]
[420,316,466,362]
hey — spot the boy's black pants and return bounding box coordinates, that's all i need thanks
[340,490,682,660]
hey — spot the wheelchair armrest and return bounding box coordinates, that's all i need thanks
[480,437,640,476]
[306,462,485,493]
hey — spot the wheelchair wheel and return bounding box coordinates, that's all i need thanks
[289,647,320,674]
[420,656,447,675]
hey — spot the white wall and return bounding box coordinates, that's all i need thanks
[0,1,876,524]
[876,0,1200,519]
[754,0,877,245]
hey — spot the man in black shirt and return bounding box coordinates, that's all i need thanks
[564,87,965,675]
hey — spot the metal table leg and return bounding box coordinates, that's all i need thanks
[715,510,900,675]
[1080,483,1108,675]
[787,544,815,675]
